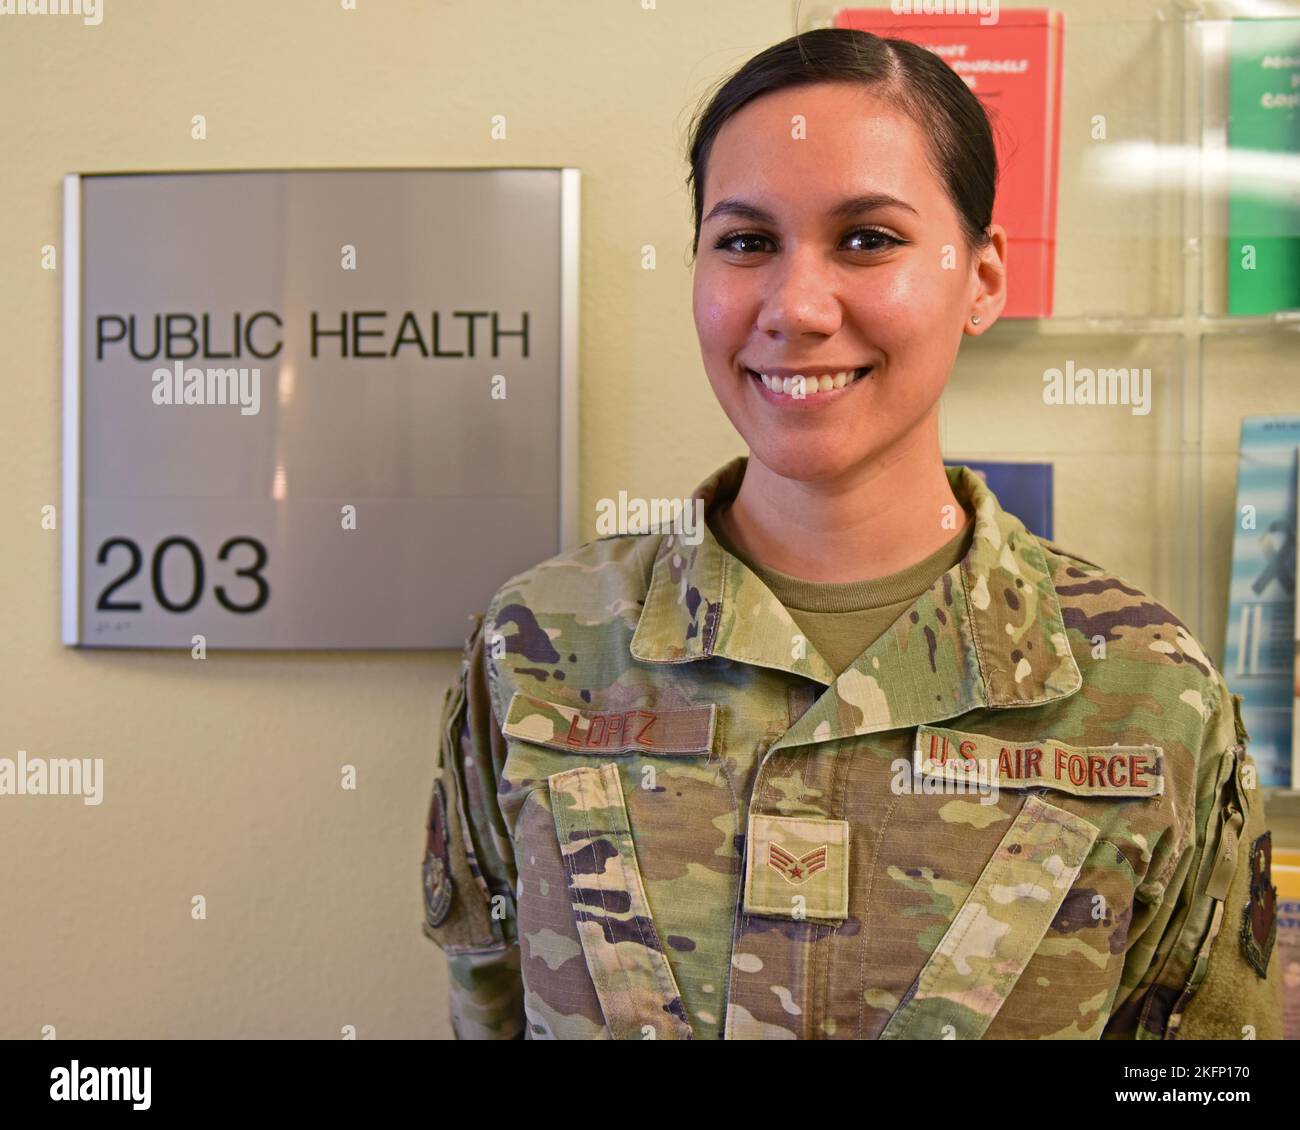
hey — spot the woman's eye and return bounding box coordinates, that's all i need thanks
[714,232,772,255]
[713,228,903,255]
[844,227,902,253]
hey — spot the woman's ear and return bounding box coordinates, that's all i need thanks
[965,223,1009,335]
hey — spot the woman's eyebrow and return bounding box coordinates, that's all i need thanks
[702,193,919,225]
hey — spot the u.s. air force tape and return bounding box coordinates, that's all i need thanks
[914,724,1164,798]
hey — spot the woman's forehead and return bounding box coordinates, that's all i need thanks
[716,81,910,138]
[705,98,936,218]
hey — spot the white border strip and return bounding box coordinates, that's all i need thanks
[559,167,580,552]
[61,174,81,646]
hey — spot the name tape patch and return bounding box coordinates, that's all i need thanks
[501,691,716,756]
[914,724,1164,798]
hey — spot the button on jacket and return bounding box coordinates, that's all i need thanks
[422,456,1283,1040]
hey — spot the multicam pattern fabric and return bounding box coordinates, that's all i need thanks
[547,763,693,1040]
[879,794,1098,1040]
[423,455,1284,1040]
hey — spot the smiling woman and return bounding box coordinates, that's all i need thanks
[421,27,1283,1041]
[687,36,1005,583]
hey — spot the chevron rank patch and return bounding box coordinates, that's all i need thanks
[914,724,1164,798]
[1241,832,1277,978]
[768,841,827,884]
[743,813,849,921]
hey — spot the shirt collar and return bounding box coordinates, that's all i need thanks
[629,455,1082,750]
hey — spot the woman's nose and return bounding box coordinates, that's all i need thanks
[753,248,845,338]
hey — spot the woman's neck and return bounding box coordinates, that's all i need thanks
[715,429,968,584]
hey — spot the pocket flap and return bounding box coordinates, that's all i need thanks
[548,763,694,1040]
[880,794,1100,1041]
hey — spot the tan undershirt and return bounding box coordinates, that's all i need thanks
[709,508,976,676]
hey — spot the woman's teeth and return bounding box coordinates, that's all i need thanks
[749,367,871,396]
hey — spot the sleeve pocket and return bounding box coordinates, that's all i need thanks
[422,652,510,956]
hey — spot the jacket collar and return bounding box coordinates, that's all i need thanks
[629,455,1082,751]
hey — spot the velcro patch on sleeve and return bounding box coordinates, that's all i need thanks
[1241,832,1277,978]
[914,724,1164,798]
[423,778,454,928]
[501,691,716,756]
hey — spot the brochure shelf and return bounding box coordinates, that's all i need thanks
[796,4,1300,793]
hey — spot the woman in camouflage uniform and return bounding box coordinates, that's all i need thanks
[422,28,1281,1041]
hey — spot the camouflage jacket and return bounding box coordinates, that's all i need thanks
[422,456,1283,1040]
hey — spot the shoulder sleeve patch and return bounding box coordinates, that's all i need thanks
[1241,831,1277,978]
[422,617,513,955]
[423,777,454,928]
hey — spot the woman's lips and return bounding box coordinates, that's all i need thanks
[744,365,873,407]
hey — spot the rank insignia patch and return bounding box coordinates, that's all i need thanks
[1240,831,1277,978]
[423,778,454,928]
[768,842,828,885]
[743,813,849,921]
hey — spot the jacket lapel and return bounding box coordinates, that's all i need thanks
[629,456,1083,745]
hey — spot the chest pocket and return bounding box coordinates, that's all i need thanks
[873,724,1169,1040]
[879,793,1099,1040]
[547,763,693,1040]
[500,691,719,1041]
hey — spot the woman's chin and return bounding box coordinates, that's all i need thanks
[746,439,868,483]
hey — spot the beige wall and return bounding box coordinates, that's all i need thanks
[1,0,1293,1038]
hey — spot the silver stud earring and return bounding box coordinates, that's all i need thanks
[971,315,981,324]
